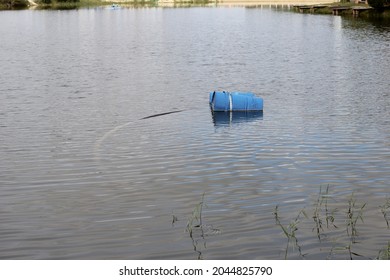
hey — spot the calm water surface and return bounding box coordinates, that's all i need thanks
[0,7,389,259]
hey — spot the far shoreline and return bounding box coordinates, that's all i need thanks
[4,0,390,19]
[114,0,336,6]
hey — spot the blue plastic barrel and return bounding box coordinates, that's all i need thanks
[209,91,263,111]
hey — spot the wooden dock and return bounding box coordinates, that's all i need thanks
[293,5,328,13]
[331,6,352,15]
[292,4,373,17]
[352,6,373,16]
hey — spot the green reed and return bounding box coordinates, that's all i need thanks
[186,192,205,238]
[380,197,390,229]
[346,193,366,242]
[274,205,307,259]
[312,185,338,240]
[274,186,389,260]
[377,241,390,260]
[185,193,206,259]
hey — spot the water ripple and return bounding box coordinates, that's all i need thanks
[0,7,389,260]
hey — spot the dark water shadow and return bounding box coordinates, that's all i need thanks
[210,110,263,127]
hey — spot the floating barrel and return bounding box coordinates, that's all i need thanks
[209,91,263,112]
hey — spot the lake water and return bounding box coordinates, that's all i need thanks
[0,7,389,260]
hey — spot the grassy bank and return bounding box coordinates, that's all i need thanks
[36,0,158,9]
[1,0,389,13]
[0,0,160,10]
[0,0,29,9]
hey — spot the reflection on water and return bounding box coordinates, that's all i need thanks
[211,110,263,127]
[0,7,389,260]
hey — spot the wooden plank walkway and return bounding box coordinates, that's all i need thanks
[331,6,352,15]
[352,6,373,16]
[293,5,328,13]
[292,4,373,17]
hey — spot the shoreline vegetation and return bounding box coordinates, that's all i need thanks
[1,0,390,19]
[272,186,390,259]
[0,0,389,14]
[181,187,390,259]
[184,187,390,260]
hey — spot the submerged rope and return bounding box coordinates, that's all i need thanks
[139,110,184,120]
[94,109,185,162]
